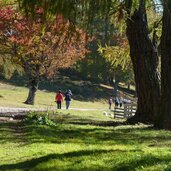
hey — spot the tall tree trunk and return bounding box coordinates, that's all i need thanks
[155,1,171,129]
[127,82,130,90]
[24,77,39,105]
[113,74,119,98]
[126,0,160,123]
[109,75,114,85]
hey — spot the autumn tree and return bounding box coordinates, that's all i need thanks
[155,0,171,129]
[0,6,88,104]
[98,35,134,97]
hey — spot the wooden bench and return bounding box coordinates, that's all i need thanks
[114,103,137,119]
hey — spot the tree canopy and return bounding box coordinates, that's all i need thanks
[0,5,89,104]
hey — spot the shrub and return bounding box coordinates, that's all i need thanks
[25,111,56,126]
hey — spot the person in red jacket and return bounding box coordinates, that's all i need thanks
[55,90,64,109]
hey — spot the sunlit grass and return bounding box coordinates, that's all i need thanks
[0,83,108,109]
[1,80,171,170]
[1,110,171,170]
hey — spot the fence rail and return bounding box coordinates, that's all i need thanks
[114,103,137,119]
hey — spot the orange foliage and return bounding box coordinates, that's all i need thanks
[0,6,89,78]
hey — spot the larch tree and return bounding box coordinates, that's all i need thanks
[0,6,88,104]
[156,0,171,129]
[125,0,160,123]
[98,35,134,98]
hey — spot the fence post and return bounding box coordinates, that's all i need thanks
[114,107,115,119]
[124,104,128,118]
[124,105,126,118]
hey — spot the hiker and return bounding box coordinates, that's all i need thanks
[55,90,64,109]
[115,96,119,107]
[65,89,72,109]
[119,96,123,108]
[108,97,113,110]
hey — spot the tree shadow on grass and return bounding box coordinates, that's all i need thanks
[114,154,171,171]
[66,120,123,127]
[0,74,113,102]
[0,150,171,170]
[16,119,171,148]
[50,113,124,127]
[0,121,28,145]
[1,120,171,170]
[1,116,170,148]
[0,128,13,143]
[0,115,127,146]
[0,149,141,170]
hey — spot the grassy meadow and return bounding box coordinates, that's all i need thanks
[1,76,171,171]
[1,110,171,171]
[0,85,108,109]
[0,75,113,109]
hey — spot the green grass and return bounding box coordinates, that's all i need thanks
[0,86,108,109]
[1,110,171,171]
[1,77,170,170]
[0,78,112,109]
[0,74,137,110]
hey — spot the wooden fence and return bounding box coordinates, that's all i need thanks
[114,103,137,119]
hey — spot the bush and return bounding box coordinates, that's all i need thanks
[25,111,56,126]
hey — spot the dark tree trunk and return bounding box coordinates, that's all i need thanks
[126,1,160,123]
[127,83,130,90]
[24,77,39,105]
[109,75,114,85]
[113,74,119,98]
[155,2,171,129]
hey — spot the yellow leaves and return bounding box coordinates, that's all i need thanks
[98,44,104,54]
[12,56,19,62]
[32,35,41,44]
[11,56,23,66]
[29,60,40,65]
[98,39,131,71]
[117,5,124,22]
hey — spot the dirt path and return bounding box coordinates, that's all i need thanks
[0,106,107,115]
[0,116,18,123]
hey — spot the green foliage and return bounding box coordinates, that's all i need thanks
[72,11,117,83]
[25,111,56,126]
[74,52,111,82]
[98,44,130,70]
[0,55,24,79]
[147,7,162,48]
[17,0,115,21]
[98,36,134,84]
[16,0,162,35]
[0,0,15,6]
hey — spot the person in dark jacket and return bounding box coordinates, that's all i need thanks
[115,97,119,107]
[65,89,72,109]
[108,97,113,110]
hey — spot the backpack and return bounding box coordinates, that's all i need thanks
[65,93,71,101]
